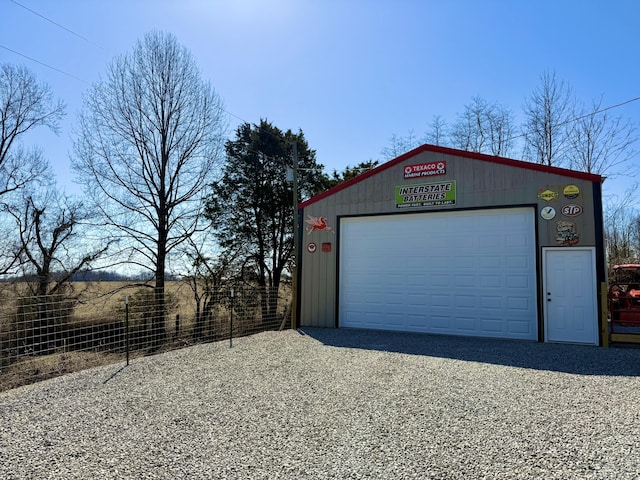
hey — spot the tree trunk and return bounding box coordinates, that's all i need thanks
[35,269,55,355]
[259,284,269,325]
[152,245,167,350]
[193,298,203,341]
[268,285,279,325]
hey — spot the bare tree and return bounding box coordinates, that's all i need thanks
[450,96,515,156]
[451,96,489,153]
[604,184,639,267]
[566,97,638,177]
[0,207,23,276]
[9,191,107,297]
[179,234,234,342]
[0,64,64,198]
[7,189,109,354]
[486,103,515,157]
[424,115,448,146]
[73,31,227,348]
[381,130,421,160]
[0,64,64,275]
[522,70,574,166]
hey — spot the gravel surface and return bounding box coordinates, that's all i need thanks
[1,328,640,479]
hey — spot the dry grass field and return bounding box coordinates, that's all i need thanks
[72,281,196,318]
[0,280,291,391]
[1,280,197,315]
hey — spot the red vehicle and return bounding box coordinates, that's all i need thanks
[609,264,640,327]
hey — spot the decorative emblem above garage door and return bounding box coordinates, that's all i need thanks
[305,215,334,235]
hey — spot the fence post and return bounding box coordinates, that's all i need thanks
[229,287,234,348]
[125,295,130,366]
[175,314,180,339]
[601,281,609,348]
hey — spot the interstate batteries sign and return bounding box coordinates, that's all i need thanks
[395,181,456,208]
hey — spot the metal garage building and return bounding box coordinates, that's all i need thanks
[297,144,605,345]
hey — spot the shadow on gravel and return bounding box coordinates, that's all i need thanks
[299,327,640,377]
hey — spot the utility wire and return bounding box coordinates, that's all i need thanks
[5,0,292,157]
[0,45,300,168]
[507,96,640,144]
[4,30,638,171]
[7,0,303,154]
[0,44,284,157]
[558,97,640,128]
[0,44,89,84]
[9,0,111,55]
[9,0,638,170]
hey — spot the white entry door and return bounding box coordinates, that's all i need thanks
[543,247,598,345]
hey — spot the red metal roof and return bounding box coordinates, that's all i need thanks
[299,143,603,209]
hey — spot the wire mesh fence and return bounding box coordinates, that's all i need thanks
[0,283,291,391]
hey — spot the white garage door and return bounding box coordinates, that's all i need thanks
[339,208,538,340]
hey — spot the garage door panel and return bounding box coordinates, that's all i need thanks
[431,315,451,329]
[480,295,502,309]
[456,316,478,332]
[454,275,476,287]
[507,255,529,268]
[480,275,501,287]
[455,295,476,308]
[481,317,503,333]
[429,274,451,287]
[430,293,452,307]
[508,320,532,334]
[479,255,501,268]
[339,208,538,340]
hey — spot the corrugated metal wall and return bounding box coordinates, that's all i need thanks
[299,148,601,328]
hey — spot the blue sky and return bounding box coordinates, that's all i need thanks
[1,0,639,201]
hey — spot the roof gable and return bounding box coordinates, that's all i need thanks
[300,144,603,209]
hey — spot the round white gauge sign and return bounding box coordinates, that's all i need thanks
[540,206,556,220]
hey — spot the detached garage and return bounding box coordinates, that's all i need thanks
[297,144,605,345]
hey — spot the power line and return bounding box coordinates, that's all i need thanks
[13,1,637,170]
[4,1,293,155]
[9,0,111,55]
[0,44,89,84]
[559,97,640,128]
[0,43,280,149]
[505,96,640,146]
[0,44,301,168]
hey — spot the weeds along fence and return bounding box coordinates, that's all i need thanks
[0,284,291,391]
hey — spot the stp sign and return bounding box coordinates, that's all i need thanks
[561,204,582,217]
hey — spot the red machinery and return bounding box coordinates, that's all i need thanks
[609,264,640,327]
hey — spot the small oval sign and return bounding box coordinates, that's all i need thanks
[561,204,583,217]
[307,242,317,253]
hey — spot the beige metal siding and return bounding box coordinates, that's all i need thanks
[299,150,600,328]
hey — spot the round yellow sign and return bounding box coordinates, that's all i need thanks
[563,185,580,199]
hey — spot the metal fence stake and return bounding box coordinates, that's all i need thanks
[125,295,130,366]
[229,288,234,348]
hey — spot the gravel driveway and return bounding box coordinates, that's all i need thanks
[1,328,640,479]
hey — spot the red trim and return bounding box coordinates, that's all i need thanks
[299,144,603,210]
